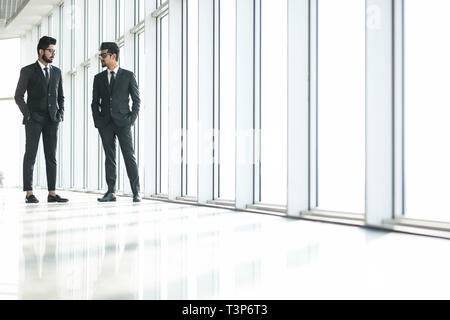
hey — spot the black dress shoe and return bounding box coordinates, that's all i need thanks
[48,194,69,203]
[98,192,116,202]
[25,194,39,203]
[133,194,141,202]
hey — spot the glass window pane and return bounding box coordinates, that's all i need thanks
[317,0,365,213]
[404,0,450,222]
[0,39,21,187]
[139,0,146,22]
[158,14,169,195]
[215,0,236,200]
[0,101,22,187]
[137,32,145,167]
[116,0,125,38]
[0,38,20,98]
[120,0,125,36]
[182,0,199,197]
[258,0,287,205]
[101,0,107,43]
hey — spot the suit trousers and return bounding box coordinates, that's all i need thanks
[98,121,140,195]
[23,119,59,191]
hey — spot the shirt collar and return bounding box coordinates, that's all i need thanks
[37,60,51,71]
[109,65,119,75]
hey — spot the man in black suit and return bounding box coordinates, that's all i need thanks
[15,36,68,204]
[92,42,141,202]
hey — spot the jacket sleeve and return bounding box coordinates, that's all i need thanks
[57,71,65,121]
[14,67,31,119]
[129,72,140,124]
[91,75,101,120]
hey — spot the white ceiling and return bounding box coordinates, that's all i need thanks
[0,0,61,40]
[0,0,29,22]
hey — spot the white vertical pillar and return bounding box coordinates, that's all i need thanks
[30,24,43,187]
[87,0,100,191]
[61,3,72,189]
[104,0,119,192]
[105,0,116,41]
[309,0,318,209]
[41,15,49,36]
[144,0,157,197]
[393,0,404,219]
[19,33,30,186]
[20,31,32,66]
[168,0,183,200]
[122,0,135,71]
[122,0,136,194]
[365,0,394,226]
[72,0,85,190]
[52,7,61,78]
[235,0,254,209]
[287,0,309,216]
[197,0,214,203]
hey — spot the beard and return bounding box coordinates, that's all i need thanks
[42,55,53,64]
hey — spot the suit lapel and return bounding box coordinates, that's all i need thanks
[34,62,46,86]
[49,66,56,91]
[103,70,111,94]
[105,68,121,95]
[110,68,121,94]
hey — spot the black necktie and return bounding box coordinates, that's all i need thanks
[44,67,49,85]
[110,71,115,90]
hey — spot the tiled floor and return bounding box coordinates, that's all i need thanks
[0,188,449,300]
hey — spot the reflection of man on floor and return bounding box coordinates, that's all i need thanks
[20,213,58,299]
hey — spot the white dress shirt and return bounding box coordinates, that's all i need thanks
[37,60,51,80]
[107,65,119,84]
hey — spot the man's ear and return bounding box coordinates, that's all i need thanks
[38,49,43,58]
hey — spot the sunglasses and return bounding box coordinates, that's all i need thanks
[45,49,56,54]
[99,52,113,59]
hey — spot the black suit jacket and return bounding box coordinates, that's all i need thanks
[15,61,64,125]
[91,68,140,129]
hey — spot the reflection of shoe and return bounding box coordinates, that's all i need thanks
[97,192,116,202]
[133,194,141,203]
[48,194,69,203]
[25,194,39,203]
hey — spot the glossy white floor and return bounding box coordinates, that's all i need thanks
[0,188,449,300]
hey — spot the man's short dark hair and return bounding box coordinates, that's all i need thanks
[37,36,57,55]
[100,42,120,61]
